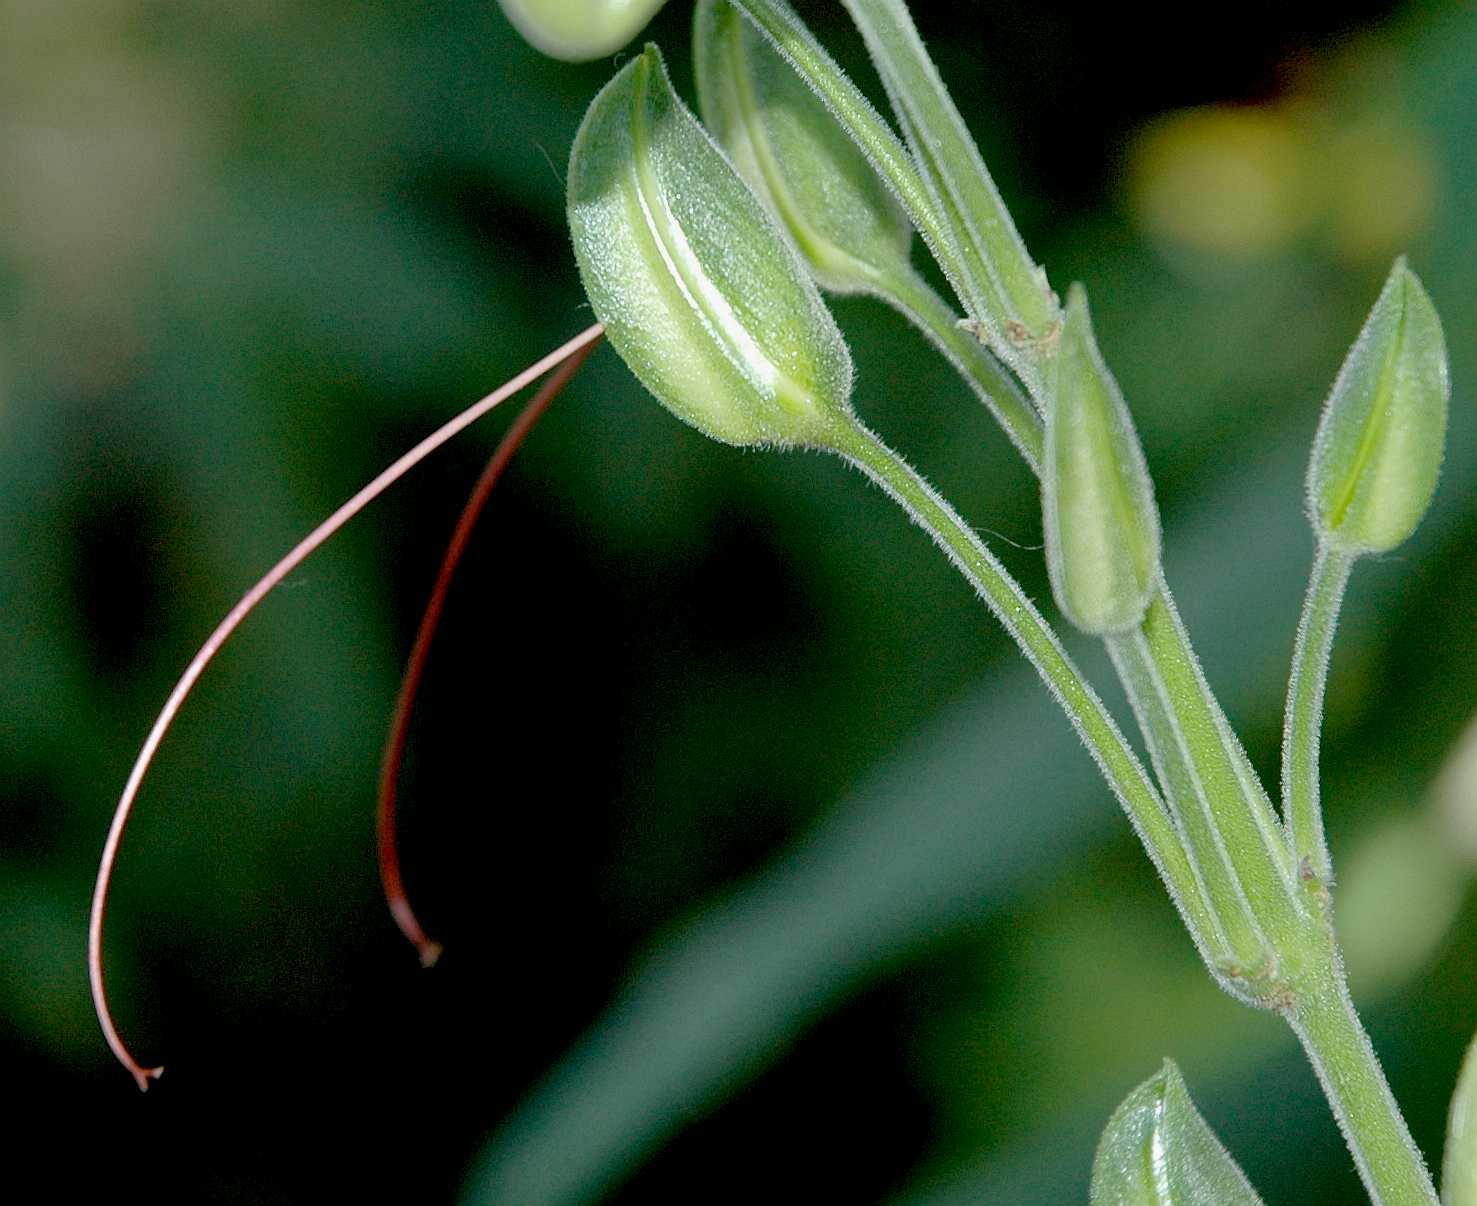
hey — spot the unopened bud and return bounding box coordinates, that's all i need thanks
[1092,1061,1265,1205]
[567,46,854,448]
[1308,257,1449,554]
[1446,1032,1477,1206]
[693,0,912,296]
[498,0,668,62]
[1043,285,1161,635]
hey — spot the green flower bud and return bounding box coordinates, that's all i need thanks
[567,45,854,448]
[1308,257,1449,554]
[1043,285,1161,635]
[1446,1031,1477,1206]
[692,0,912,295]
[1092,1061,1265,1205]
[497,0,668,61]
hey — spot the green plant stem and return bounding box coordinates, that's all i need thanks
[822,415,1225,960]
[1107,628,1264,967]
[725,3,1300,954]
[1288,956,1438,1204]
[1133,591,1305,945]
[724,7,1426,1188]
[879,269,1044,470]
[922,313,1302,959]
[1282,543,1355,881]
[838,0,1055,342]
[940,326,1301,954]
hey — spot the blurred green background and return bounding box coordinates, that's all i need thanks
[3,1,1475,1201]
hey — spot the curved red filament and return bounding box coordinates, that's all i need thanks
[377,332,601,966]
[89,323,605,1089]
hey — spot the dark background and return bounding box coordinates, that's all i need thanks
[3,1,1476,1201]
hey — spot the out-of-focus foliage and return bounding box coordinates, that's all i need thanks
[1,2,1473,1204]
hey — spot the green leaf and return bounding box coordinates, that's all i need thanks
[1091,1061,1265,1206]
[1044,285,1161,635]
[496,0,669,61]
[1308,257,1449,554]
[1444,1033,1477,1205]
[567,44,855,448]
[693,0,912,295]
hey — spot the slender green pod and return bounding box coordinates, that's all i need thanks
[1044,284,1161,636]
[567,44,854,448]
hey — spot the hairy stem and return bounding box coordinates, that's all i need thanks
[1289,956,1438,1204]
[1133,592,1306,945]
[878,268,1043,470]
[1107,628,1259,966]
[839,0,1055,343]
[720,5,1424,1189]
[1282,543,1355,882]
[823,416,1224,961]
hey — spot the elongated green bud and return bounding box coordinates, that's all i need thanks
[1043,285,1161,635]
[1092,1061,1265,1205]
[567,45,855,448]
[693,0,912,295]
[497,0,668,61]
[1308,257,1449,554]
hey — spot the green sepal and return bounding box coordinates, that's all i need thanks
[497,0,669,61]
[568,45,855,448]
[1308,257,1449,555]
[1043,284,1161,635]
[693,0,912,295]
[1091,1060,1265,1206]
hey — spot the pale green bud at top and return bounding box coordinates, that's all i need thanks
[567,45,854,448]
[692,0,913,296]
[497,0,668,61]
[1043,285,1161,635]
[1308,257,1449,554]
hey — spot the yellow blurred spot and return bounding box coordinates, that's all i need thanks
[1126,43,1440,265]
[1323,117,1439,261]
[1128,106,1311,259]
